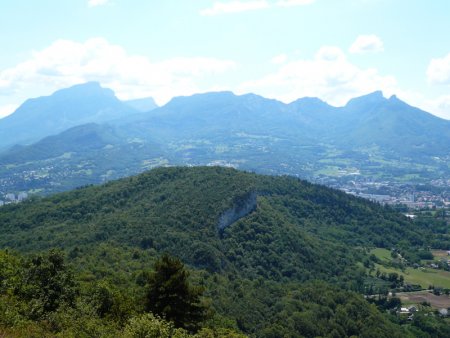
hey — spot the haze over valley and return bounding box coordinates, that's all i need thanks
[1,82,450,208]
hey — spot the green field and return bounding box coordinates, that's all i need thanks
[371,248,450,289]
[371,248,392,262]
[376,264,450,289]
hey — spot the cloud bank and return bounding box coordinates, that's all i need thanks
[349,35,384,54]
[427,52,450,85]
[239,46,397,105]
[3,39,447,119]
[0,38,236,106]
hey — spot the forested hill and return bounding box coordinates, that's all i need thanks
[0,166,444,336]
[0,166,428,280]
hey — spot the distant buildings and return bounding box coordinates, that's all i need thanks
[0,192,28,205]
[18,192,28,201]
[313,173,450,209]
[5,193,15,201]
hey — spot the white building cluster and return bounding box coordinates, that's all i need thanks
[0,192,28,206]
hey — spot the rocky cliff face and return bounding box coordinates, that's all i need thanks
[218,191,257,231]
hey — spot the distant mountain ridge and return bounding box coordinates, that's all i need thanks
[0,82,143,150]
[123,89,450,164]
[330,92,450,156]
[0,123,123,165]
[1,83,450,194]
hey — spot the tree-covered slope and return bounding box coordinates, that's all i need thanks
[1,249,426,338]
[0,123,123,164]
[0,123,165,194]
[0,166,428,281]
[0,166,444,337]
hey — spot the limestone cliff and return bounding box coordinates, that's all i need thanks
[218,191,257,231]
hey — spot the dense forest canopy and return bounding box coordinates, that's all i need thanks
[0,166,448,337]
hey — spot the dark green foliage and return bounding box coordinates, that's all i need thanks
[0,167,446,336]
[0,250,21,294]
[259,281,409,338]
[16,249,77,320]
[0,166,430,284]
[411,312,450,338]
[145,254,208,332]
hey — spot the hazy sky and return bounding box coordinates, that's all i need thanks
[1,0,450,118]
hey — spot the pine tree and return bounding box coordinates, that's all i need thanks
[145,254,208,332]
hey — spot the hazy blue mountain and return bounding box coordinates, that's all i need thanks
[284,97,346,140]
[126,91,330,148]
[117,90,450,181]
[0,123,123,165]
[124,97,158,112]
[141,91,290,136]
[0,123,165,194]
[333,92,450,157]
[0,82,139,150]
[2,86,450,195]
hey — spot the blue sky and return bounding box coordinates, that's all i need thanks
[1,0,450,118]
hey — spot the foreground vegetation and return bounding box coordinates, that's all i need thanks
[1,166,450,336]
[4,249,448,338]
[0,250,246,337]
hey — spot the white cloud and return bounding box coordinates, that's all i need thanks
[418,95,450,120]
[349,34,384,54]
[0,38,237,105]
[432,95,450,119]
[316,46,346,61]
[271,53,287,64]
[238,46,397,105]
[0,104,19,119]
[200,0,314,15]
[427,52,450,85]
[88,0,109,8]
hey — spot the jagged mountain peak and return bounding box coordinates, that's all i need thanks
[344,90,387,109]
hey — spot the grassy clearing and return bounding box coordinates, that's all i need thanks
[316,166,341,176]
[370,248,392,262]
[376,264,450,289]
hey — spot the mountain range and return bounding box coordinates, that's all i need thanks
[1,82,449,195]
[0,82,146,151]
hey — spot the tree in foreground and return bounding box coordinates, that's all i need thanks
[18,249,77,319]
[145,254,208,332]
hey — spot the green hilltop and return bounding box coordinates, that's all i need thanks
[0,166,426,279]
[0,166,448,336]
